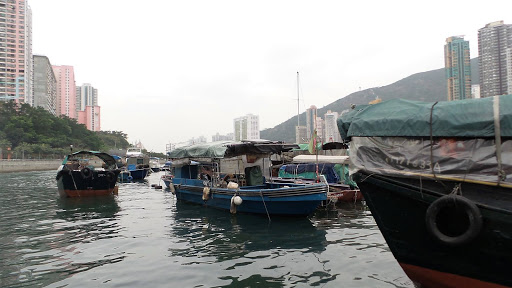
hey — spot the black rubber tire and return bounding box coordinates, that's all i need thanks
[425,194,483,246]
[106,171,116,183]
[81,167,93,179]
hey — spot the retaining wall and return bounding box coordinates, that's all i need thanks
[0,160,62,173]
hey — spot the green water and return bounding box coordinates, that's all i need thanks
[0,170,414,287]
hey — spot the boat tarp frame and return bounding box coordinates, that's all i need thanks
[62,150,118,168]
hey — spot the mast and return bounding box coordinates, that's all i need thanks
[297,71,300,127]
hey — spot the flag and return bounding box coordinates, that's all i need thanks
[308,130,317,154]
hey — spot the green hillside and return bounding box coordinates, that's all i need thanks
[261,58,480,143]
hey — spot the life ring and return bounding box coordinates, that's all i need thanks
[106,171,116,183]
[425,194,482,246]
[81,167,93,179]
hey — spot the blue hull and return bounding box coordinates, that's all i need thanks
[119,168,150,181]
[170,178,327,216]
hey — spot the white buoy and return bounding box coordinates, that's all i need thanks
[227,182,239,189]
[233,195,243,206]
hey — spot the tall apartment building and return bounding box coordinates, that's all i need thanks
[295,125,307,144]
[52,65,76,119]
[76,83,98,112]
[0,0,32,103]
[234,114,260,141]
[478,21,512,98]
[32,55,56,115]
[444,36,472,101]
[306,105,317,141]
[324,110,341,143]
[76,83,100,131]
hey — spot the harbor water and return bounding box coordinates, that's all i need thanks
[0,170,415,288]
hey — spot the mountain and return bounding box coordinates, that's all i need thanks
[261,58,480,143]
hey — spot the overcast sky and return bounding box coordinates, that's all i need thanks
[30,0,512,152]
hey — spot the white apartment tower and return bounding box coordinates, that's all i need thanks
[324,110,341,143]
[0,0,32,103]
[234,114,260,141]
[478,21,512,98]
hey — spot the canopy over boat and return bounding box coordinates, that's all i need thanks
[337,95,512,140]
[168,140,299,159]
[62,151,118,168]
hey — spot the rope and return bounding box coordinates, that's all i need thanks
[70,170,79,197]
[260,190,271,222]
[493,96,506,185]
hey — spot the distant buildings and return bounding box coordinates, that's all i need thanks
[444,36,472,101]
[32,55,56,115]
[295,126,307,144]
[305,105,317,141]
[212,132,234,142]
[52,65,77,119]
[324,110,341,143]
[478,21,512,98]
[76,83,100,131]
[234,114,260,141]
[0,0,32,103]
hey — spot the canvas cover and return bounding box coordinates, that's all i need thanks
[337,95,512,140]
[168,140,298,159]
[349,136,512,186]
[63,150,117,168]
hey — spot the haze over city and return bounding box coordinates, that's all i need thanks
[29,0,512,152]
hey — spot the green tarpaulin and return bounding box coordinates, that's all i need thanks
[338,95,512,140]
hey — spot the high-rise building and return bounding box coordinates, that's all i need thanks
[306,105,317,141]
[445,36,472,101]
[76,83,98,112]
[77,105,100,131]
[212,132,234,142]
[52,65,76,119]
[32,55,56,115]
[0,0,32,103]
[234,114,260,141]
[295,126,307,144]
[76,83,100,131]
[324,110,341,143]
[478,21,512,98]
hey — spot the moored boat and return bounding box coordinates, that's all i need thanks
[56,151,121,197]
[165,140,328,216]
[123,147,150,180]
[338,96,512,288]
[150,157,161,172]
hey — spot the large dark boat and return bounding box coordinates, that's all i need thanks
[337,96,512,288]
[56,151,121,197]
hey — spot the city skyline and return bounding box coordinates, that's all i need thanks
[19,1,512,151]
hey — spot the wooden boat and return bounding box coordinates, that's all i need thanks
[276,154,362,203]
[338,95,512,288]
[164,140,328,216]
[150,157,161,172]
[56,151,121,197]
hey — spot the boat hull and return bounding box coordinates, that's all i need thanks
[170,178,327,216]
[354,171,512,288]
[56,170,120,197]
[119,168,150,181]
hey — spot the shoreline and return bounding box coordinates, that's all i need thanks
[0,159,62,173]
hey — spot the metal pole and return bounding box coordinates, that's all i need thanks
[297,71,300,127]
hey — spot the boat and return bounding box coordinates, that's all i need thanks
[161,160,172,171]
[164,140,328,216]
[120,147,150,181]
[275,154,362,203]
[56,150,121,197]
[337,95,512,288]
[150,157,161,172]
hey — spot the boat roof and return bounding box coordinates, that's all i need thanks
[168,140,299,159]
[292,155,350,164]
[338,95,512,139]
[62,150,117,167]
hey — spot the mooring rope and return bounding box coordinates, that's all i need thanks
[260,190,271,222]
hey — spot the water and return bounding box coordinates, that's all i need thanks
[0,170,414,288]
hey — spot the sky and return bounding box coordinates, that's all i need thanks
[29,0,512,153]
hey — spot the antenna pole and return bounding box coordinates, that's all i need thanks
[297,71,300,127]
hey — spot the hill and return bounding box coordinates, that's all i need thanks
[261,58,480,143]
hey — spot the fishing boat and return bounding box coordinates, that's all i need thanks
[150,157,161,172]
[275,154,362,203]
[337,96,512,288]
[120,147,150,181]
[164,140,328,216]
[56,151,121,197]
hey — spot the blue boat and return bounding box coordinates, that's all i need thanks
[120,148,150,181]
[164,140,328,216]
